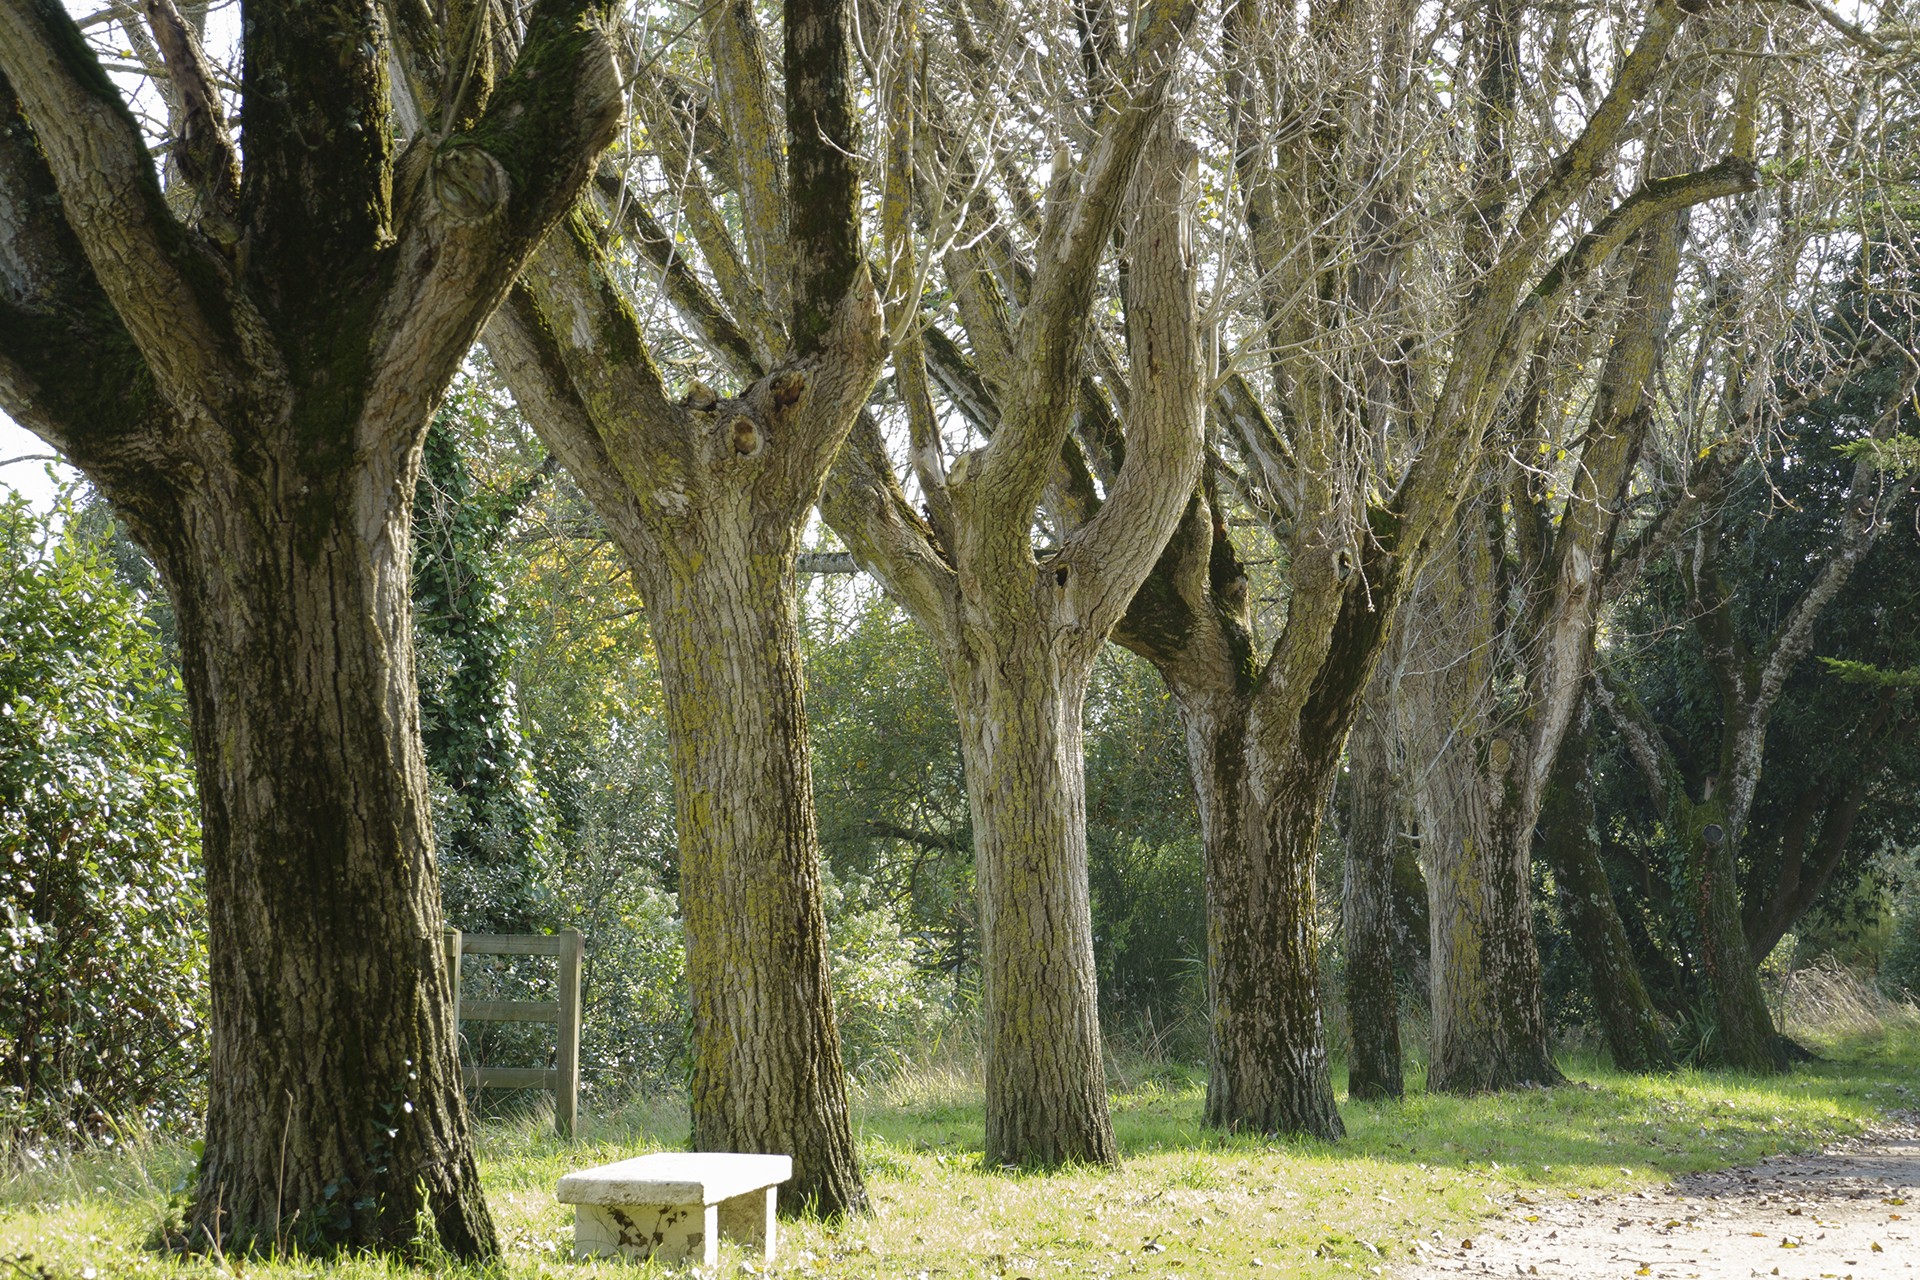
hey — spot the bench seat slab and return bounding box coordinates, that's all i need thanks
[558,1152,789,1265]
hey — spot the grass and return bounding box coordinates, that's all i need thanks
[4,1024,1916,1280]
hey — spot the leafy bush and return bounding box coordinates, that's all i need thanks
[822,873,955,1079]
[0,493,205,1153]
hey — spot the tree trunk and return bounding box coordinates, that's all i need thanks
[946,620,1117,1168]
[1538,697,1672,1072]
[1205,724,1346,1138]
[0,0,624,1258]
[163,473,492,1255]
[1677,800,1782,1072]
[646,537,865,1214]
[1342,705,1405,1100]
[1413,738,1562,1092]
[1404,513,1562,1095]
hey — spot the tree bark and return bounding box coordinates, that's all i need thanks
[650,539,863,1213]
[946,626,1114,1166]
[1212,731,1347,1135]
[162,474,489,1254]
[1538,693,1673,1072]
[1597,676,1783,1073]
[486,263,881,1214]
[1403,508,1563,1094]
[1680,800,1783,1072]
[1342,699,1405,1101]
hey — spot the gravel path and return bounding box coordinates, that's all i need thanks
[1403,1115,1918,1279]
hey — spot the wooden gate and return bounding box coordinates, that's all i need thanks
[443,927,583,1137]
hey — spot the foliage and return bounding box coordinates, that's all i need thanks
[804,579,974,977]
[0,492,204,1154]
[413,378,558,933]
[820,872,956,1079]
[1083,649,1206,1030]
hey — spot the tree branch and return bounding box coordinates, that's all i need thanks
[0,2,244,414]
[963,0,1196,535]
[141,0,239,229]
[1058,128,1204,648]
[365,0,624,455]
[703,0,791,325]
[1593,667,1680,809]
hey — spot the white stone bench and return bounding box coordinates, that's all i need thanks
[556,1152,792,1266]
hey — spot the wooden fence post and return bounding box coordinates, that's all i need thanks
[443,927,463,1027]
[557,929,583,1139]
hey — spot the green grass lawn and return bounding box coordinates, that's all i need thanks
[5,1031,1916,1280]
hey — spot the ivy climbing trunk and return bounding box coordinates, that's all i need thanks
[1538,695,1672,1072]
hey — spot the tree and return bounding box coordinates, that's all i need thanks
[1597,261,1920,1061]
[822,0,1206,1165]
[0,0,621,1254]
[1340,662,1416,1100]
[1537,687,1674,1071]
[476,0,883,1213]
[1095,0,1763,1131]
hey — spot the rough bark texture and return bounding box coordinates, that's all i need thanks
[1538,693,1673,1072]
[1215,734,1347,1135]
[951,645,1112,1165]
[1342,698,1406,1101]
[165,477,489,1254]
[652,536,864,1213]
[1684,806,1782,1072]
[0,1,621,1255]
[1402,507,1563,1094]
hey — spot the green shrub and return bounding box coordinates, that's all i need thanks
[0,493,205,1154]
[823,874,955,1079]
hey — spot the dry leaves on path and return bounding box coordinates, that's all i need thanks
[1403,1113,1918,1279]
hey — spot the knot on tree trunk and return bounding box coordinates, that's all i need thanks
[430,146,509,225]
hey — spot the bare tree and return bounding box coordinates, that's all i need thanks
[821,0,1206,1166]
[0,0,621,1255]
[457,0,884,1213]
[1112,0,1758,1131]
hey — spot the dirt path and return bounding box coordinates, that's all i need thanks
[1403,1114,1918,1279]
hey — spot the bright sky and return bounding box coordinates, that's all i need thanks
[0,411,78,511]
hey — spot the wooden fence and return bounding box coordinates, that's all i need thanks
[443,928,582,1138]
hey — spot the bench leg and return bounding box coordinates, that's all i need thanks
[716,1186,778,1262]
[573,1201,720,1266]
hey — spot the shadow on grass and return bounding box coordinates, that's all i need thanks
[844,1036,1919,1186]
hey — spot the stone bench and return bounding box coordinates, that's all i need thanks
[556,1152,792,1266]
